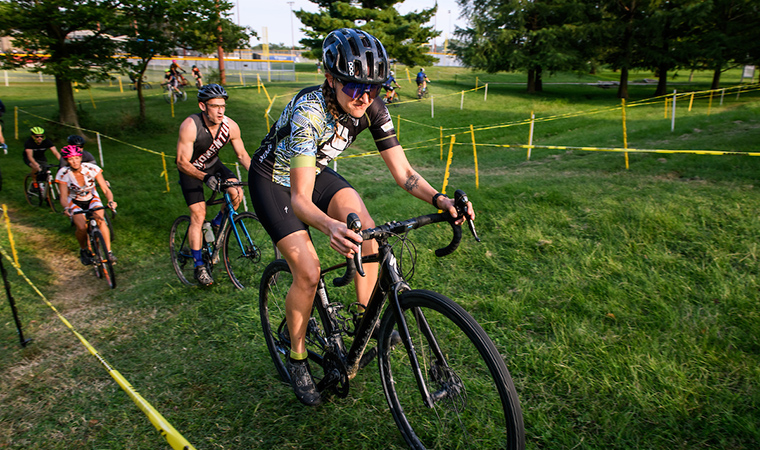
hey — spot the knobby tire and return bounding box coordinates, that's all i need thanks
[377,289,525,450]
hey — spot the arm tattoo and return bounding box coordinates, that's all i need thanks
[404,174,421,192]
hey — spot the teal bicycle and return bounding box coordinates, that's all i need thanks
[170,180,278,289]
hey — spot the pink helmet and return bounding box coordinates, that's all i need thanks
[61,144,83,159]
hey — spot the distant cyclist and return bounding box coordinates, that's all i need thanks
[415,67,431,98]
[163,69,182,96]
[56,145,117,265]
[170,60,188,86]
[176,84,251,286]
[382,70,401,104]
[192,65,203,88]
[60,135,97,167]
[23,126,60,183]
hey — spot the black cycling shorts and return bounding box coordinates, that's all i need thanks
[178,160,236,206]
[248,166,352,245]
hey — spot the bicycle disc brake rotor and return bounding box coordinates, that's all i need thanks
[430,363,467,411]
[317,352,349,398]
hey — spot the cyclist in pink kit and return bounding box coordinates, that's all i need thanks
[56,145,117,265]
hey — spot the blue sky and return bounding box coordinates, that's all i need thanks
[235,0,467,48]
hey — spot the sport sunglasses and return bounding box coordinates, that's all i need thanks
[337,79,382,99]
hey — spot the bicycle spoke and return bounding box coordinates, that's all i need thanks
[223,212,279,289]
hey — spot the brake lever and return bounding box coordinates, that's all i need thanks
[347,212,365,277]
[454,189,480,242]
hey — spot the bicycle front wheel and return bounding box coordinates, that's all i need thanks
[169,215,197,286]
[222,212,279,290]
[164,90,173,103]
[378,289,525,450]
[44,181,59,213]
[92,229,116,289]
[259,260,328,384]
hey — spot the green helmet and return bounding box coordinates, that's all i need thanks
[30,126,45,135]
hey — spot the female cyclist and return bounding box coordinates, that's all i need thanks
[56,145,117,265]
[248,28,474,406]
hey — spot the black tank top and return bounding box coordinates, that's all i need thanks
[190,112,231,171]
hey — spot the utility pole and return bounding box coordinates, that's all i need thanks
[216,0,226,85]
[288,1,295,57]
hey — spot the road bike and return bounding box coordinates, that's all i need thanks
[259,190,525,450]
[170,180,279,289]
[73,205,116,289]
[24,163,60,212]
[162,83,187,104]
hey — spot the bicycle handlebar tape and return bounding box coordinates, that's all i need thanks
[347,213,365,277]
[333,213,363,287]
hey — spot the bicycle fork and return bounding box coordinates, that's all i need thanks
[386,271,451,409]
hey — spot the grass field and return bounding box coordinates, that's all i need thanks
[0,64,759,449]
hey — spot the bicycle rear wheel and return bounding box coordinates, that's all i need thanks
[222,212,279,289]
[378,289,525,450]
[259,260,328,384]
[92,229,116,289]
[23,175,42,207]
[170,215,197,286]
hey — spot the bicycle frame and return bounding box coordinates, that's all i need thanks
[204,183,243,259]
[314,231,450,408]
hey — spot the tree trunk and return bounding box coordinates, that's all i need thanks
[137,63,149,121]
[55,76,80,128]
[535,66,543,92]
[655,66,668,96]
[711,68,721,90]
[617,66,629,99]
[527,68,536,94]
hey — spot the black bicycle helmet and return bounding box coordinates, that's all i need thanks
[197,83,228,102]
[322,28,389,85]
[67,134,85,147]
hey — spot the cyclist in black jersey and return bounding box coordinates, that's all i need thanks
[177,84,251,286]
[23,126,60,182]
[248,28,474,407]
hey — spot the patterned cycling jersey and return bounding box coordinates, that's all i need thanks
[252,85,399,187]
[189,112,231,171]
[55,162,102,202]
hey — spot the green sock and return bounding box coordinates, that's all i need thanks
[290,350,308,361]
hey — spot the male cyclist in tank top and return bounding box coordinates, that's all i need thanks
[176,84,250,287]
[249,28,474,407]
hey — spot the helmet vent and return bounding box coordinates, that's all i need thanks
[366,52,374,78]
[360,34,371,48]
[348,37,360,57]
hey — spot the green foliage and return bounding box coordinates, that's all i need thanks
[454,0,760,96]
[295,0,439,67]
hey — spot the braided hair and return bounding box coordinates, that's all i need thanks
[321,79,342,120]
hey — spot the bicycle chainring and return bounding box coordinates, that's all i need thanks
[317,351,349,398]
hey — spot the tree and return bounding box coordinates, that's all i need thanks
[454,0,601,93]
[0,0,124,129]
[689,0,760,89]
[295,0,439,68]
[119,0,252,121]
